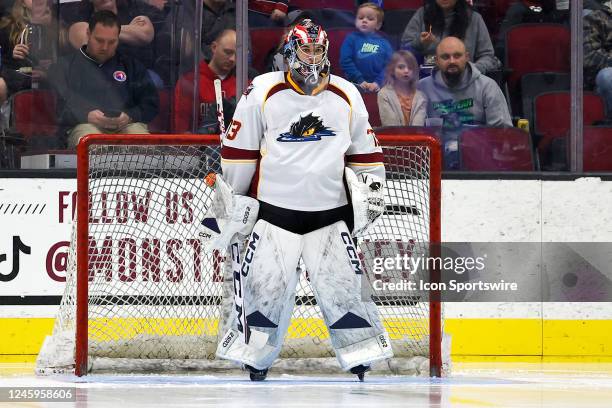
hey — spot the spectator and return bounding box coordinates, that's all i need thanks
[151,0,235,85]
[49,10,159,148]
[401,0,499,75]
[174,29,236,133]
[584,0,608,16]
[144,0,168,15]
[377,50,427,126]
[418,37,511,168]
[63,0,162,86]
[495,0,569,63]
[249,0,288,27]
[340,2,393,92]
[202,0,235,60]
[584,2,612,116]
[0,0,53,103]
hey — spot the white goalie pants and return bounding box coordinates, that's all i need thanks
[216,219,393,370]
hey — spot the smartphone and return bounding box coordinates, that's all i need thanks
[103,109,121,118]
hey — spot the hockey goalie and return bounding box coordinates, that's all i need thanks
[211,19,392,381]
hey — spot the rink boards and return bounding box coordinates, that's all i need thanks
[1,177,612,360]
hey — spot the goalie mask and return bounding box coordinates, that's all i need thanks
[283,19,330,94]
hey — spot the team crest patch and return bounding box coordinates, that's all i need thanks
[113,71,127,82]
[277,113,335,142]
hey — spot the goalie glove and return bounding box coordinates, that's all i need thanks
[198,173,259,251]
[345,167,385,236]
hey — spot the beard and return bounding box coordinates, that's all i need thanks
[441,67,463,87]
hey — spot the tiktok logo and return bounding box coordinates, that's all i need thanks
[0,236,31,282]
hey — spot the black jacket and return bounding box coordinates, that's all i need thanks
[49,46,159,127]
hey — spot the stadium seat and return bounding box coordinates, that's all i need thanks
[9,89,58,147]
[249,27,286,73]
[290,0,355,10]
[326,27,354,76]
[520,72,570,135]
[534,91,605,170]
[505,24,571,112]
[382,9,417,36]
[583,126,612,172]
[534,91,606,166]
[459,127,535,171]
[361,91,381,127]
[149,89,171,133]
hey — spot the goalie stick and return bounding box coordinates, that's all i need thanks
[209,80,267,348]
[202,174,252,346]
[213,79,226,136]
[213,78,248,344]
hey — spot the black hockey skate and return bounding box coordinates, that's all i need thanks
[350,364,371,382]
[244,364,268,381]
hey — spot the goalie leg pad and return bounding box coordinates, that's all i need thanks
[301,220,393,370]
[216,219,303,369]
[334,332,393,370]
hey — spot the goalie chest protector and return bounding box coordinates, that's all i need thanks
[221,71,384,212]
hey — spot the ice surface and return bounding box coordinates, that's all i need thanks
[2,362,612,408]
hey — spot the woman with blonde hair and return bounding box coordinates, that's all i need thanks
[0,0,52,103]
[377,50,427,126]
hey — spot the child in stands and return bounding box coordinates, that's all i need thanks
[378,50,427,126]
[340,2,393,93]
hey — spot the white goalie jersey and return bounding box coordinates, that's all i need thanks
[221,71,385,212]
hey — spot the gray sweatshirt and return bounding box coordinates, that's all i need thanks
[417,62,512,128]
[401,8,500,74]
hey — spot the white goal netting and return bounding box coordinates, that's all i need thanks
[36,136,444,376]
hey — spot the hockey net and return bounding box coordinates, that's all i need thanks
[36,133,445,376]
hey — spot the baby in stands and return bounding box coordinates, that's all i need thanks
[340,2,393,93]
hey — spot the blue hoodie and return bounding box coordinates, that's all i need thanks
[339,31,393,86]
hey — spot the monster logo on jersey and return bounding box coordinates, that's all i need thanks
[277,113,336,142]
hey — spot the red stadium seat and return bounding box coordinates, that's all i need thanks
[361,91,381,127]
[583,126,612,172]
[148,89,171,133]
[326,28,354,76]
[534,91,606,153]
[520,72,570,134]
[249,27,286,73]
[290,0,356,10]
[505,24,570,98]
[10,89,58,142]
[459,127,535,171]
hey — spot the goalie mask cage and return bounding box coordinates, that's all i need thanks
[36,133,443,377]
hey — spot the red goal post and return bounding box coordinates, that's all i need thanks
[66,133,443,376]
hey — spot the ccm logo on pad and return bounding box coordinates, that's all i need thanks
[222,331,235,348]
[242,206,251,224]
[378,335,388,348]
[341,232,362,275]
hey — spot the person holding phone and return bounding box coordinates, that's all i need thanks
[49,10,159,148]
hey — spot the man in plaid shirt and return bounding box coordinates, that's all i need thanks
[584,2,612,115]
